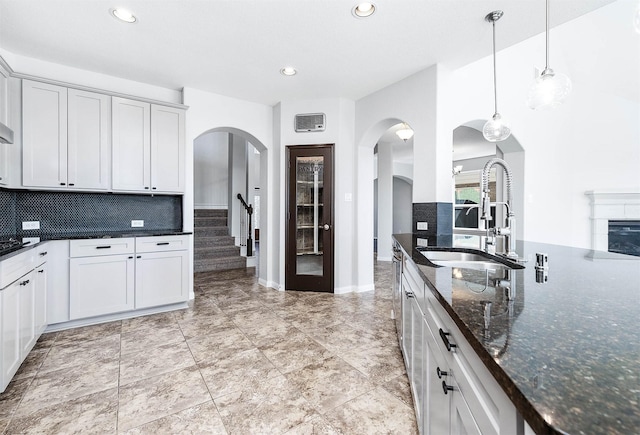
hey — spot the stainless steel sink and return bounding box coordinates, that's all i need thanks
[418,249,524,271]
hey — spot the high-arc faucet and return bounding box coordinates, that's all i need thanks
[480,157,518,259]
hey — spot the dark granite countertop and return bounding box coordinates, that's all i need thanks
[394,233,640,435]
[0,231,192,261]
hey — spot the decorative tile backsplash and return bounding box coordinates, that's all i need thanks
[413,202,453,237]
[0,189,182,238]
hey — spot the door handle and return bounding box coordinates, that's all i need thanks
[323,224,331,231]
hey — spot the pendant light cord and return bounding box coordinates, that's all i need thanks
[545,0,550,70]
[492,18,498,115]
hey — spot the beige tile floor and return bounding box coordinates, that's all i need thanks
[0,261,418,434]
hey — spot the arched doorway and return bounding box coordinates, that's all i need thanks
[193,127,269,282]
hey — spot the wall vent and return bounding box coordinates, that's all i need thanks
[295,113,326,132]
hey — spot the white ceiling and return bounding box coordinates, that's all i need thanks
[0,0,616,106]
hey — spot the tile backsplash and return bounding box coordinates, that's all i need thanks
[0,189,182,238]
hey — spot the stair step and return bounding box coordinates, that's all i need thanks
[194,256,247,273]
[194,245,240,259]
[194,236,236,248]
[195,227,230,237]
[195,209,228,218]
[195,217,227,227]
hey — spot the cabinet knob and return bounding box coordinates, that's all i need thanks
[439,328,457,352]
[404,290,415,299]
[442,380,455,395]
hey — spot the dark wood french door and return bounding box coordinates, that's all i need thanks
[286,144,334,292]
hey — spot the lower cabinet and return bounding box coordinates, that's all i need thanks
[70,254,135,320]
[1,248,47,393]
[400,257,520,435]
[69,235,189,321]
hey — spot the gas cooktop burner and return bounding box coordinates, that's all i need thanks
[0,238,25,256]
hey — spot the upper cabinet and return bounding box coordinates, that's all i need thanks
[112,97,185,193]
[22,80,111,190]
[21,81,185,194]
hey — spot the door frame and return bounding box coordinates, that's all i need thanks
[285,144,335,292]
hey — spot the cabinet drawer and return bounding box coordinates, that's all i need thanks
[0,249,35,289]
[70,238,134,257]
[402,258,424,304]
[135,235,188,253]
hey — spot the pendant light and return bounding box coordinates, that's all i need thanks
[526,0,572,110]
[395,123,414,142]
[483,11,511,143]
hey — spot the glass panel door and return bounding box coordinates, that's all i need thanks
[295,156,324,275]
[286,144,334,292]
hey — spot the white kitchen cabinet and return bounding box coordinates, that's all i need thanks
[112,97,150,192]
[22,80,68,188]
[70,244,135,320]
[67,88,111,189]
[45,240,70,325]
[22,80,110,190]
[112,97,185,193]
[135,250,189,309]
[18,270,36,360]
[34,261,47,337]
[150,104,185,192]
[0,63,8,126]
[1,277,21,391]
[68,235,188,321]
[1,247,45,393]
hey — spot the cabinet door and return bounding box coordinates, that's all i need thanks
[112,97,150,191]
[0,65,8,126]
[18,271,36,359]
[0,142,8,186]
[135,250,188,309]
[423,320,451,435]
[34,263,47,336]
[1,280,21,392]
[70,254,135,319]
[410,296,425,429]
[450,382,482,435]
[22,80,68,188]
[150,105,185,192]
[68,89,111,189]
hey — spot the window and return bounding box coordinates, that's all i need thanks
[454,169,497,230]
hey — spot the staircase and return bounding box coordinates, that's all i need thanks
[194,209,246,272]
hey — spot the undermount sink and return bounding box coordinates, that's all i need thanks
[418,249,524,271]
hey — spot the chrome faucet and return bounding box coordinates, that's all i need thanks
[480,158,518,259]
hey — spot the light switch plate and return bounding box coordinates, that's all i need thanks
[22,221,40,230]
[131,220,144,228]
[417,222,428,230]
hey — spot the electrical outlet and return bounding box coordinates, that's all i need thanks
[417,238,429,247]
[131,220,144,228]
[22,221,40,230]
[417,222,428,230]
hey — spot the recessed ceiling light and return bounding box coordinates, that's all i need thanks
[352,2,376,18]
[110,8,137,23]
[280,67,297,76]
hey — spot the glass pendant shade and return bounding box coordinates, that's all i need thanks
[396,123,414,141]
[483,113,511,142]
[527,69,572,110]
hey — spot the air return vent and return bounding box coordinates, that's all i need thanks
[295,113,326,132]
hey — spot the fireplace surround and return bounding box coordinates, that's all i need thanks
[586,190,640,255]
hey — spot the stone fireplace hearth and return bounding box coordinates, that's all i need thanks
[586,190,640,254]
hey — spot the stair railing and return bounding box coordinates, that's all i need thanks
[236,193,253,257]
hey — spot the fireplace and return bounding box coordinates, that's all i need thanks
[586,190,640,255]
[608,221,640,257]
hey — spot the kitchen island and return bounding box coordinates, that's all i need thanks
[394,233,639,435]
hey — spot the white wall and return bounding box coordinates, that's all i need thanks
[194,132,229,208]
[277,98,357,293]
[183,87,275,287]
[448,0,640,249]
